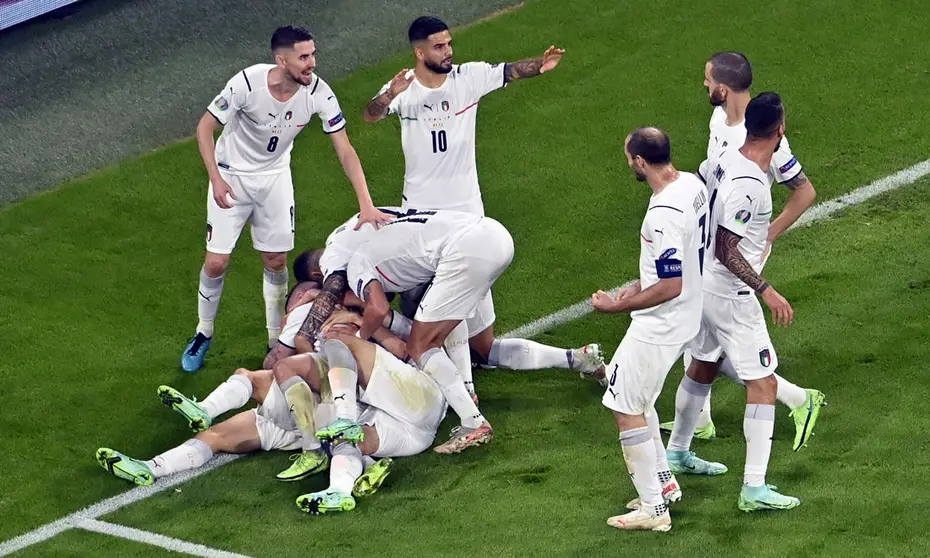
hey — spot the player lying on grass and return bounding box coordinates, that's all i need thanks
[279,327,448,515]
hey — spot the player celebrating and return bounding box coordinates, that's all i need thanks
[662,51,825,446]
[361,16,589,394]
[593,128,707,532]
[180,25,391,373]
[683,93,802,512]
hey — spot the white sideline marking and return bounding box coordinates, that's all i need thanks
[1,158,928,557]
[504,159,930,340]
[76,519,253,558]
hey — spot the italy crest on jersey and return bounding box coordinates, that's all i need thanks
[441,100,450,112]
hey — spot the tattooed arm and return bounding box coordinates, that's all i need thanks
[294,271,348,353]
[363,69,414,123]
[716,227,794,326]
[503,46,565,84]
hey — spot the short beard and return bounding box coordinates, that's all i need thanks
[633,169,648,182]
[425,59,453,74]
[708,87,726,107]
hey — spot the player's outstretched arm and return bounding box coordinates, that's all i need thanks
[503,46,565,83]
[768,172,816,244]
[328,130,393,228]
[716,227,794,326]
[592,278,681,314]
[363,69,414,123]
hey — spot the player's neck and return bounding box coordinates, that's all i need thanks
[723,92,751,126]
[267,67,302,100]
[414,64,449,89]
[647,165,680,195]
[739,141,775,171]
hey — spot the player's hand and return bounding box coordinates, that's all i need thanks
[592,290,619,313]
[294,333,315,355]
[321,310,363,334]
[761,286,793,327]
[388,69,415,97]
[616,281,642,300]
[355,206,394,230]
[540,46,565,74]
[211,175,237,209]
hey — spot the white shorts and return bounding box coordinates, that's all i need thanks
[206,170,295,255]
[415,218,514,323]
[254,375,335,451]
[465,291,496,338]
[601,334,686,415]
[690,291,778,381]
[402,196,485,217]
[358,346,447,457]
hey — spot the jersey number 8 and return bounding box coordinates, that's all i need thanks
[267,136,279,153]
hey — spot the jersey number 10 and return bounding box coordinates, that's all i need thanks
[430,130,447,153]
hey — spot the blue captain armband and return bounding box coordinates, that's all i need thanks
[656,258,683,278]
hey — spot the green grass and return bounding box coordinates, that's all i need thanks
[2,0,930,554]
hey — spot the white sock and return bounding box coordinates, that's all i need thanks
[146,439,213,478]
[620,426,665,517]
[488,338,570,370]
[743,403,775,487]
[200,374,252,419]
[645,407,670,478]
[444,321,473,393]
[281,377,322,452]
[196,266,224,337]
[387,310,412,339]
[263,268,288,345]
[419,347,485,429]
[329,443,363,495]
[322,339,359,421]
[695,388,713,429]
[776,375,807,409]
[668,376,712,452]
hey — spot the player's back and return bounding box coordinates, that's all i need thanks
[702,149,773,298]
[353,210,483,292]
[319,207,406,278]
[209,64,345,176]
[628,172,708,345]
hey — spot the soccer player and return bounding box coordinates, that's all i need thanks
[348,210,514,454]
[593,128,707,532]
[361,16,590,395]
[180,25,391,373]
[680,93,802,512]
[294,332,448,515]
[662,51,825,447]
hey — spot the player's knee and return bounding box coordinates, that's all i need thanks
[203,253,230,277]
[687,359,718,383]
[321,338,357,371]
[194,428,222,452]
[261,251,287,272]
[272,357,297,383]
[233,367,251,377]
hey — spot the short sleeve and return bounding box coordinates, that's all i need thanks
[278,304,311,349]
[346,253,380,301]
[646,209,686,279]
[312,78,347,134]
[769,135,803,184]
[458,62,506,100]
[719,178,759,238]
[207,71,249,125]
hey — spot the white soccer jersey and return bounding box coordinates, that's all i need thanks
[627,173,708,345]
[347,210,482,300]
[702,149,774,298]
[701,106,802,185]
[207,64,346,176]
[319,207,406,279]
[376,63,507,213]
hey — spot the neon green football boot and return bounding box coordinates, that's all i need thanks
[296,488,356,515]
[95,448,154,486]
[659,420,716,441]
[157,385,212,432]
[790,389,826,451]
[738,484,801,512]
[316,418,365,445]
[276,448,330,482]
[353,457,394,497]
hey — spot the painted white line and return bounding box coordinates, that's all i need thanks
[504,158,930,340]
[1,157,928,556]
[76,519,253,558]
[0,454,240,557]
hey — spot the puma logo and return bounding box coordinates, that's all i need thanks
[334,395,346,402]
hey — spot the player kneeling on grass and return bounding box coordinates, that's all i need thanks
[592,128,707,532]
[288,330,448,515]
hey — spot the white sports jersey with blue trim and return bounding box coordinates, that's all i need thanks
[627,173,708,345]
[701,149,774,298]
[207,64,346,176]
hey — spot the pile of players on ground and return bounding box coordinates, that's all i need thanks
[94,18,826,533]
